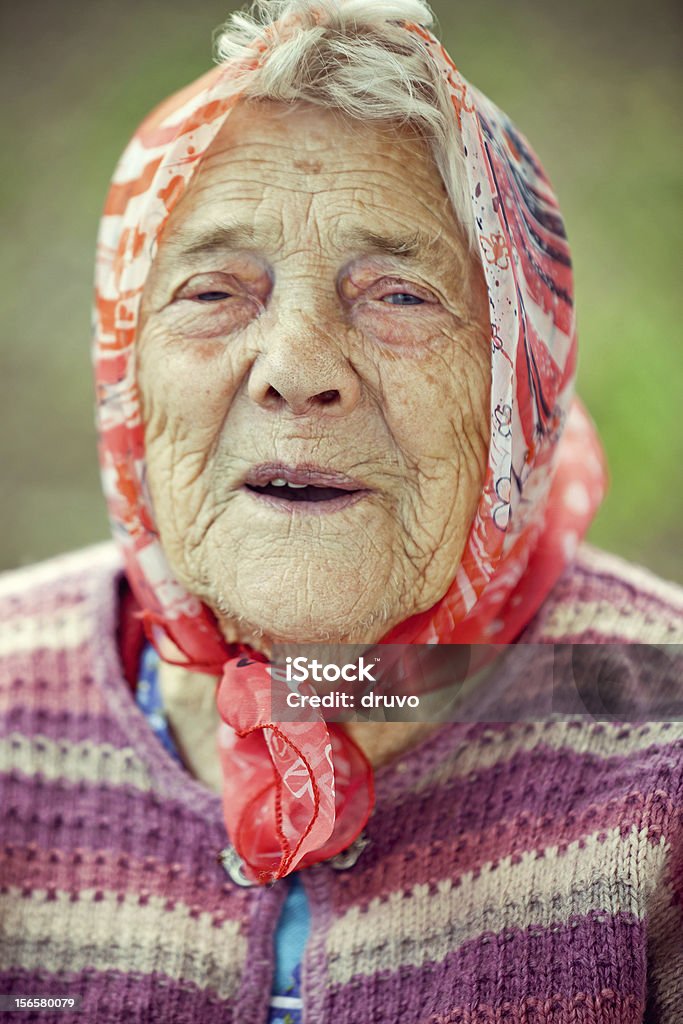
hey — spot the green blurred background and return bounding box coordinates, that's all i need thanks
[1,0,681,579]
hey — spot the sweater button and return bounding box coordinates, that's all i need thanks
[327,833,370,871]
[218,846,257,887]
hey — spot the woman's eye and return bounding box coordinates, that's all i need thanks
[194,290,232,302]
[380,293,425,306]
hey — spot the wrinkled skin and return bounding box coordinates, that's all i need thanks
[138,99,491,653]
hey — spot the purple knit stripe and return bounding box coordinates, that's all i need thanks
[0,745,657,880]
[2,735,675,891]
[320,913,645,1022]
[417,994,641,1024]
[0,843,249,916]
[0,707,132,747]
[372,716,683,809]
[232,883,285,1024]
[370,739,678,845]
[0,968,236,1024]
[331,793,653,911]
[0,650,112,716]
[1,776,225,874]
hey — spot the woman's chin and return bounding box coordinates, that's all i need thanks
[195,537,399,647]
[212,580,397,648]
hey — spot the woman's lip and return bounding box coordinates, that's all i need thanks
[242,487,370,514]
[243,463,367,490]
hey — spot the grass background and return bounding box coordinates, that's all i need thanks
[1,0,681,580]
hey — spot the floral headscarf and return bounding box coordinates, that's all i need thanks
[94,14,607,883]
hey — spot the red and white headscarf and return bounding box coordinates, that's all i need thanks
[94,15,608,883]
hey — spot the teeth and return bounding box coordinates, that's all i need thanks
[268,478,308,489]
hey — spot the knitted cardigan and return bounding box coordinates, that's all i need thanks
[1,543,682,1024]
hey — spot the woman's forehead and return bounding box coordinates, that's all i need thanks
[202,97,431,167]
[157,99,465,267]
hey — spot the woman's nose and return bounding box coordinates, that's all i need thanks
[247,326,361,416]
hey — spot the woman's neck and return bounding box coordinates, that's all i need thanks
[157,659,442,791]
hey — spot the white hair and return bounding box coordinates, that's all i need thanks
[213,0,476,248]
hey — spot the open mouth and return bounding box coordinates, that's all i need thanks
[245,480,358,503]
[242,467,369,512]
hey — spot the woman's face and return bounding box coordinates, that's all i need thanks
[138,99,491,648]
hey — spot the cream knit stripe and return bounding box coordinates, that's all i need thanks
[0,887,246,1000]
[0,606,94,657]
[0,733,154,790]
[334,791,658,912]
[325,825,669,985]
[575,544,683,611]
[0,544,118,601]
[405,720,683,800]
[536,599,683,643]
[644,876,683,1023]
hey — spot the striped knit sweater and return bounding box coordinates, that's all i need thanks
[1,542,682,1023]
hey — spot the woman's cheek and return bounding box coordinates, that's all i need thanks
[155,298,262,343]
[351,302,460,354]
[138,316,245,428]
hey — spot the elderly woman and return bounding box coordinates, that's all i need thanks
[1,1,683,1021]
